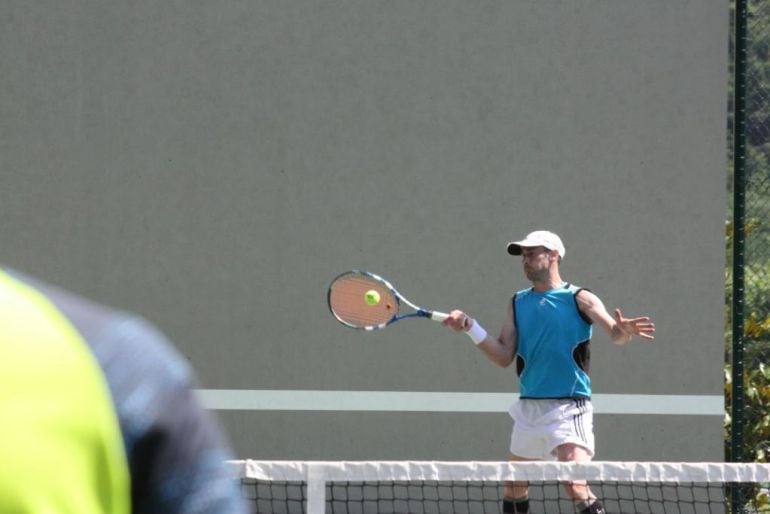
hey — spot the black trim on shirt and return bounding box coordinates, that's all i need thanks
[572,287,594,325]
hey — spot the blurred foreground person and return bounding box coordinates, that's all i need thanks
[0,268,247,514]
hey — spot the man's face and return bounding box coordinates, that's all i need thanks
[520,246,552,282]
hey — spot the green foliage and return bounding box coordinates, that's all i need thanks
[725,363,770,461]
[724,363,770,510]
[725,219,770,508]
[725,220,770,332]
[725,221,770,456]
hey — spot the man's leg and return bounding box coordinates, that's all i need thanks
[555,444,605,514]
[503,453,535,513]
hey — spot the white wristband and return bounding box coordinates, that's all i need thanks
[465,320,488,345]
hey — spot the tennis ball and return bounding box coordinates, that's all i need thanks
[364,289,380,306]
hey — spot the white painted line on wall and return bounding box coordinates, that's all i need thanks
[196,389,723,416]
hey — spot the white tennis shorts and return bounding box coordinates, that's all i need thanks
[508,398,595,460]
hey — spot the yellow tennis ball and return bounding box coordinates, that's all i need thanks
[364,289,380,306]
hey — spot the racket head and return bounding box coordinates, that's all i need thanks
[327,271,400,330]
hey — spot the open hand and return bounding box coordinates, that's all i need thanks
[614,309,655,341]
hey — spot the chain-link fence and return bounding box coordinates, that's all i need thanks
[727,0,770,475]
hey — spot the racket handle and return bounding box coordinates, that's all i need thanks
[430,311,449,322]
[431,311,471,329]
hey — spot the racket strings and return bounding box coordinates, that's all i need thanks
[328,275,398,329]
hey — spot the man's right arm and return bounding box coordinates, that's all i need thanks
[443,300,516,368]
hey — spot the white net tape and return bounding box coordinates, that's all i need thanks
[230,460,770,514]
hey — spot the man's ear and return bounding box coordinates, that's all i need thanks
[549,249,559,262]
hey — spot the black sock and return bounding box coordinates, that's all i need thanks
[578,500,605,514]
[503,498,530,513]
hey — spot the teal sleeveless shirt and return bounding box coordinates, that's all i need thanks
[513,283,593,399]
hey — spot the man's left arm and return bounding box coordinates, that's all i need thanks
[575,290,655,345]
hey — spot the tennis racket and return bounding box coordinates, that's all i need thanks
[327,270,450,331]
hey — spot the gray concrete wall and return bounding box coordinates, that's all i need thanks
[0,1,728,460]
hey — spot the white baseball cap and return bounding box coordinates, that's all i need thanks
[507,230,565,258]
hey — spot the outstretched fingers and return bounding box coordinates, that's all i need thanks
[615,309,656,340]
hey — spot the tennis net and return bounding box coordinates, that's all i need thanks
[231,460,770,514]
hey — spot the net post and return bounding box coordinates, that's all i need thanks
[306,463,327,514]
[731,0,747,467]
[730,0,749,500]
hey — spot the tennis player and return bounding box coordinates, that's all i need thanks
[443,230,655,514]
[0,268,247,514]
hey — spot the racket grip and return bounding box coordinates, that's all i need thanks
[430,311,449,322]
